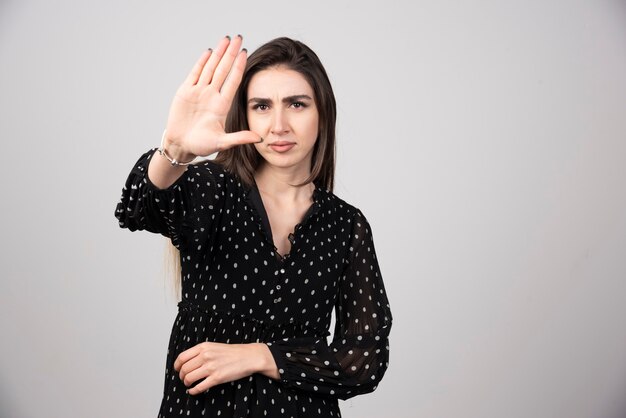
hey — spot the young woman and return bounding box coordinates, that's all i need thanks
[115,35,392,418]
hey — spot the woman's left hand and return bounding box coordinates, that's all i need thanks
[173,342,277,395]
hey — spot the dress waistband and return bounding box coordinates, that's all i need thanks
[177,300,330,339]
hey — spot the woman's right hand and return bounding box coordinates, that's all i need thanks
[162,35,261,161]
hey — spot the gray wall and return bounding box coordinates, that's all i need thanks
[1,1,625,417]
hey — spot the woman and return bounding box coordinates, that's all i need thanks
[115,35,392,418]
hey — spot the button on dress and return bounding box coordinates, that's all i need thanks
[114,149,393,418]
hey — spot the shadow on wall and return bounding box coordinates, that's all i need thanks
[0,379,22,418]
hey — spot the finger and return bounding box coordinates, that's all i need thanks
[181,362,211,387]
[173,345,201,371]
[220,48,247,101]
[183,49,212,86]
[178,353,206,382]
[210,34,243,91]
[216,131,263,151]
[198,36,231,85]
[187,375,219,395]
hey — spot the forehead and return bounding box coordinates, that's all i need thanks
[247,66,314,98]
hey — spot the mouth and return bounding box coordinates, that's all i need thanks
[269,141,296,153]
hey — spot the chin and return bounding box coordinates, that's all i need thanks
[260,153,312,171]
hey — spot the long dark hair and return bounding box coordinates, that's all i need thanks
[214,37,337,192]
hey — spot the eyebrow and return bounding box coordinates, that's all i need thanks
[247,94,314,104]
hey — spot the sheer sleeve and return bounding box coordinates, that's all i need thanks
[266,210,393,400]
[114,148,221,251]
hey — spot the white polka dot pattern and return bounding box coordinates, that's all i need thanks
[115,149,393,417]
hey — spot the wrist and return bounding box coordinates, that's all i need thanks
[249,343,279,378]
[163,143,195,163]
[159,129,196,165]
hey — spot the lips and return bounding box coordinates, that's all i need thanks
[269,141,296,153]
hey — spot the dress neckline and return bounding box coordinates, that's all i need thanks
[245,183,323,263]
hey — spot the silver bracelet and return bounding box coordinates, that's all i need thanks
[157,129,195,166]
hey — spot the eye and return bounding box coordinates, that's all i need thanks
[290,101,308,109]
[252,103,269,111]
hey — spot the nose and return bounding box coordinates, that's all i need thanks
[270,108,289,135]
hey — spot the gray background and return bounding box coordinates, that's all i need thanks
[1,0,625,417]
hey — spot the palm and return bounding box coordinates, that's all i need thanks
[167,85,229,156]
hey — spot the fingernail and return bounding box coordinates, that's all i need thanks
[258,137,264,143]
[242,48,247,53]
[207,47,212,52]
[225,35,231,40]
[237,34,243,39]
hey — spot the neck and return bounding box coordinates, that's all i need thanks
[254,162,314,202]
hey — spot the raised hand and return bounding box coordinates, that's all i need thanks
[163,35,261,161]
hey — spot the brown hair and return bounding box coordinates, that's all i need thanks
[214,37,337,191]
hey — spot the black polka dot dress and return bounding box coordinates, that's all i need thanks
[115,149,393,418]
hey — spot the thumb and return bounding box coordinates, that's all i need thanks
[218,130,263,151]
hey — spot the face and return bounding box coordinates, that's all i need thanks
[246,66,319,173]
